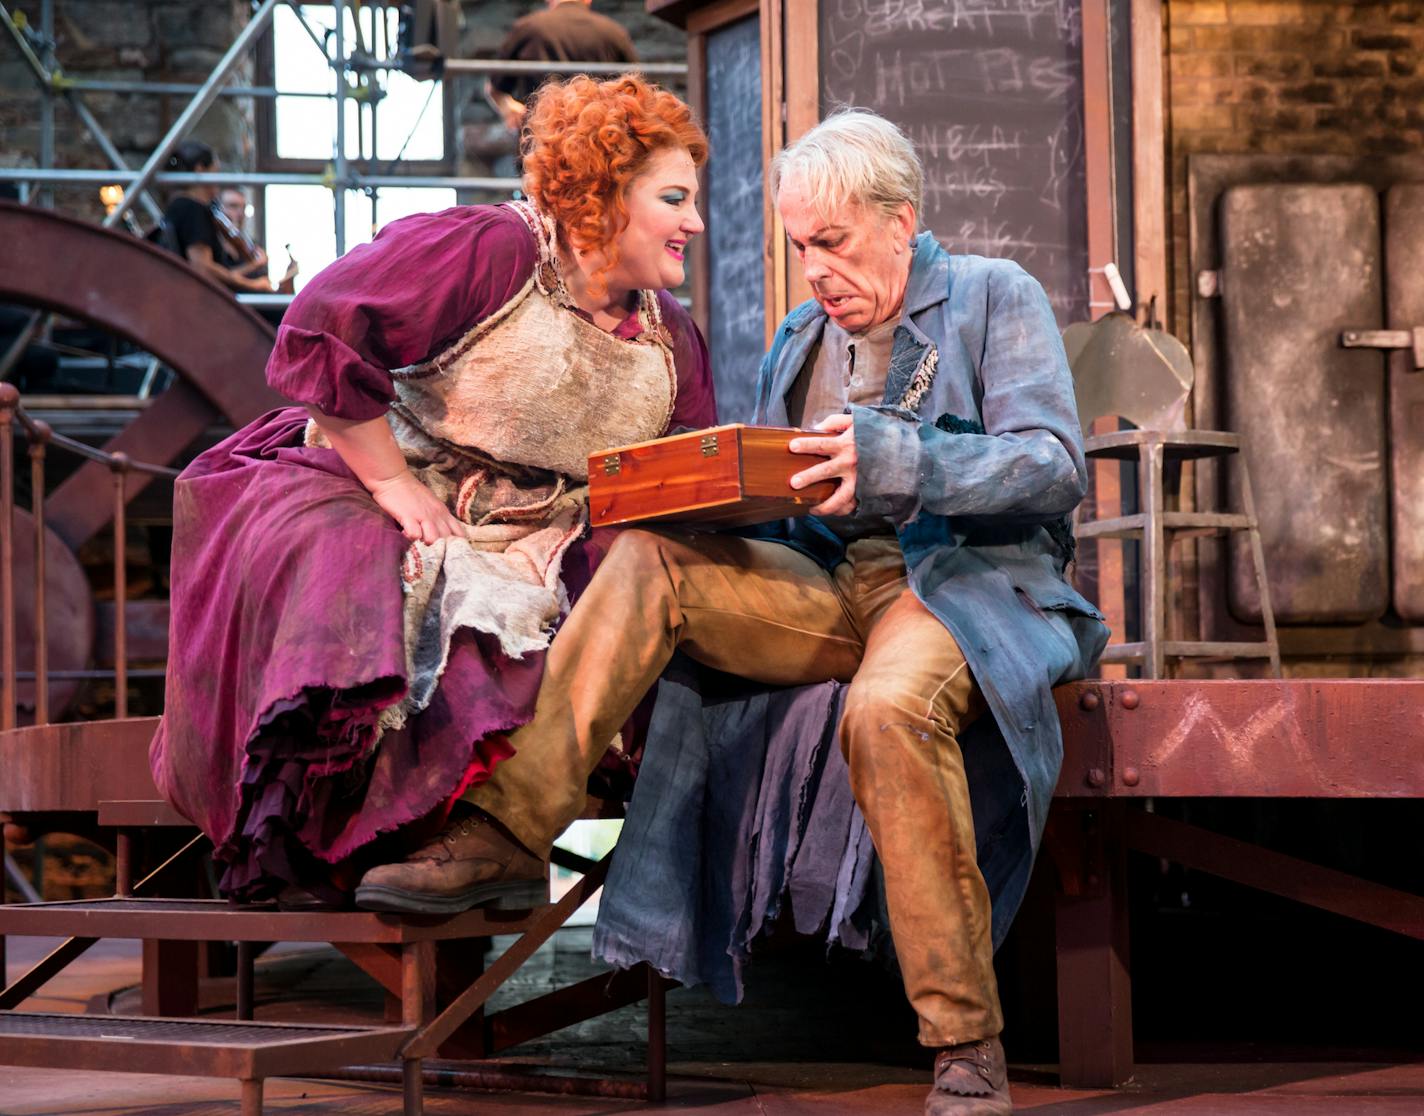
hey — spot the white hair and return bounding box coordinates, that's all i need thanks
[770,109,923,226]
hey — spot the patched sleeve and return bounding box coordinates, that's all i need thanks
[266,206,537,421]
[853,261,1087,523]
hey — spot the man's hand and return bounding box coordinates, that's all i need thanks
[369,471,467,544]
[789,412,858,517]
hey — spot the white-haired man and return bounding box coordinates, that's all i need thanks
[371,110,1107,1115]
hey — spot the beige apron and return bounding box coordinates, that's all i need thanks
[311,201,677,732]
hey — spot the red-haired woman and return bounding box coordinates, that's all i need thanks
[151,76,714,910]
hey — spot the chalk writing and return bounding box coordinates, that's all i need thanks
[820,0,1089,324]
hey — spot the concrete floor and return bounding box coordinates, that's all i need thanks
[3,932,1423,1115]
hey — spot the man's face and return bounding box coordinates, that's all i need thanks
[777,174,915,334]
[220,190,247,227]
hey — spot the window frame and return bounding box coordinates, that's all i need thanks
[254,3,457,184]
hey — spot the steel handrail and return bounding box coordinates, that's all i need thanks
[0,383,178,730]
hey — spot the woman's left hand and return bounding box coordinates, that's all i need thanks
[789,413,858,517]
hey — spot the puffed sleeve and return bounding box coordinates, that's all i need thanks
[656,291,718,432]
[266,205,538,421]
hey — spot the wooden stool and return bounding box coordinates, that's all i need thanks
[1076,429,1281,679]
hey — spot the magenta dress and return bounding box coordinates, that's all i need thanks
[150,205,716,901]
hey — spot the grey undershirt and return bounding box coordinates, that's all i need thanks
[788,316,901,541]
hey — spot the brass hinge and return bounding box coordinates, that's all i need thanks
[601,454,621,476]
[700,434,719,457]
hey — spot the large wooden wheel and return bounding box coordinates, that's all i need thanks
[0,201,285,548]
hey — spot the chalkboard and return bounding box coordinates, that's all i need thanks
[820,0,1089,325]
[704,14,765,423]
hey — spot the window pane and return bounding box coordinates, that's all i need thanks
[265,185,458,290]
[273,4,444,163]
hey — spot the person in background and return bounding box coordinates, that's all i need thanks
[159,141,272,295]
[485,1,636,137]
[215,186,298,292]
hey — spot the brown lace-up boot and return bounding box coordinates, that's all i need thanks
[924,1036,1012,1116]
[354,806,547,914]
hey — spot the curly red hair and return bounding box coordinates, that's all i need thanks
[522,74,708,291]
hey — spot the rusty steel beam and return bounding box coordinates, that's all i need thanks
[0,203,282,547]
[485,966,652,1054]
[0,718,161,812]
[1056,680,1424,798]
[1126,810,1424,940]
[405,857,609,1058]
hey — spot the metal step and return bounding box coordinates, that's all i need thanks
[1077,511,1255,540]
[0,1010,412,1081]
[1100,641,1279,663]
[0,897,548,944]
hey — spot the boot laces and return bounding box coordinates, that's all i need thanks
[443,814,481,845]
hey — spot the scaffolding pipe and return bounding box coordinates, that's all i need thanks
[331,0,348,254]
[0,1,162,220]
[333,0,348,256]
[0,168,521,191]
[64,96,166,222]
[63,79,329,99]
[441,58,687,77]
[103,0,283,229]
[38,0,52,208]
[284,0,333,59]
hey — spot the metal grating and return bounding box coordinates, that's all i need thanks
[0,1013,356,1045]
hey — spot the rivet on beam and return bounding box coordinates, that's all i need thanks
[1120,688,1140,710]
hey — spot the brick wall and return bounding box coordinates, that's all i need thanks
[0,1,255,221]
[1166,0,1424,333]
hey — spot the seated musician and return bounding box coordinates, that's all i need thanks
[158,141,273,295]
[363,110,1108,1116]
[214,187,298,292]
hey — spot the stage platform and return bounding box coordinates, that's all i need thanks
[4,927,1420,1115]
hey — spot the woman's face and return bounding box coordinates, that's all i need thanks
[197,154,221,203]
[603,146,704,294]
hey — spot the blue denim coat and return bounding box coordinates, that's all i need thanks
[750,232,1109,914]
[593,236,1110,992]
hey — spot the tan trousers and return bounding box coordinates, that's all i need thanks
[467,530,1004,1046]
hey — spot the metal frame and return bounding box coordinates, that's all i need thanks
[1,0,686,257]
[1049,679,1424,1088]
[0,724,670,1113]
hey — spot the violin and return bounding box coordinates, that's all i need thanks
[211,200,299,294]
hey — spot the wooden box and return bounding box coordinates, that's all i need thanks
[588,424,837,529]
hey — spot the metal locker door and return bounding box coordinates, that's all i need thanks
[1385,185,1424,622]
[1219,183,1389,624]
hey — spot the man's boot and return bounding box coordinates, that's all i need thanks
[354,806,547,914]
[924,1036,1012,1116]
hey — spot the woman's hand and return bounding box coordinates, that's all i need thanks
[368,471,467,544]
[304,408,467,545]
[789,413,858,517]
